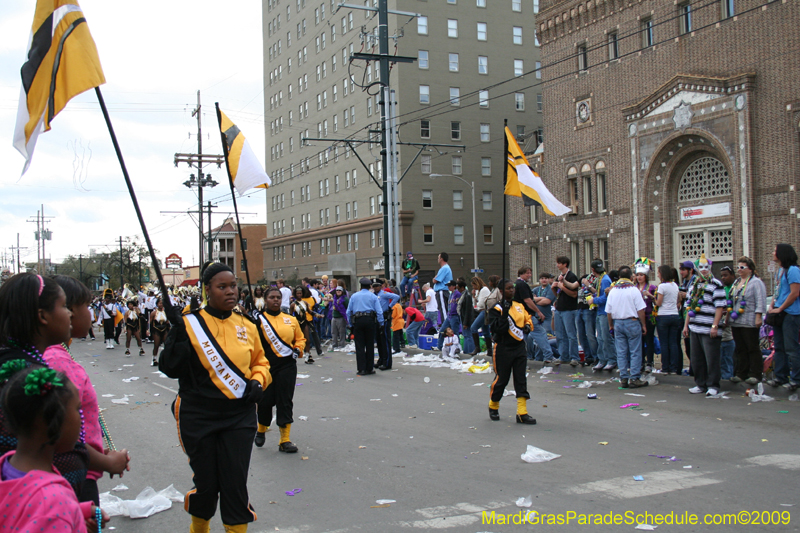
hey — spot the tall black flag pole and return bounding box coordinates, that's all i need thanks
[214,102,253,293]
[502,118,508,280]
[94,87,173,312]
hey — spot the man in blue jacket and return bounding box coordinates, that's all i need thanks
[586,259,615,371]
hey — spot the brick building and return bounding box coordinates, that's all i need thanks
[509,0,800,282]
[205,219,267,287]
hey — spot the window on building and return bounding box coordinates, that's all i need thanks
[568,177,579,213]
[421,155,431,174]
[481,157,491,176]
[451,121,461,140]
[477,22,487,40]
[537,93,543,112]
[597,164,608,211]
[512,26,522,45]
[483,225,493,244]
[449,53,459,72]
[453,190,463,209]
[424,225,434,244]
[582,176,593,214]
[336,236,341,252]
[515,92,525,111]
[420,120,430,139]
[347,234,352,251]
[583,241,594,273]
[370,196,375,215]
[608,31,619,60]
[477,0,486,6]
[512,0,522,11]
[641,17,654,47]
[599,238,609,270]
[370,230,376,248]
[419,85,430,104]
[679,2,692,34]
[454,225,465,245]
[530,204,539,223]
[353,201,358,218]
[449,87,460,106]
[418,15,428,34]
[514,59,524,77]
[533,0,539,12]
[722,0,734,18]
[422,189,433,209]
[418,50,429,69]
[478,55,488,74]
[448,19,458,37]
[578,43,588,72]
[346,202,351,220]
[335,205,340,222]
[482,191,492,210]
[452,156,463,175]
[479,90,489,107]
[530,247,539,280]
[480,123,490,142]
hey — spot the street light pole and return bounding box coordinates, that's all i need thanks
[429,174,478,273]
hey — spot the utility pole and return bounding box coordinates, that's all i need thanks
[116,236,126,290]
[175,90,223,268]
[79,254,83,284]
[27,208,54,273]
[12,234,26,274]
[208,201,213,263]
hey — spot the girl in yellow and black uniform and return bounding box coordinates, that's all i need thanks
[488,279,537,425]
[252,287,306,453]
[290,285,320,364]
[160,262,270,533]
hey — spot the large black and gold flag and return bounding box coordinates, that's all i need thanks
[13,0,105,173]
[504,127,570,216]
[218,108,271,195]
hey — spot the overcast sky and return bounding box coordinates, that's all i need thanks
[0,0,268,270]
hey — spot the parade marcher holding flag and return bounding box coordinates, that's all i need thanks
[160,262,269,533]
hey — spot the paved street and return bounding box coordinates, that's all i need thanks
[75,336,799,533]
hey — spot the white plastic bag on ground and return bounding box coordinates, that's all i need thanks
[100,484,184,519]
[577,381,592,389]
[515,496,533,508]
[520,445,561,463]
[537,367,553,375]
[748,384,774,402]
[644,375,659,386]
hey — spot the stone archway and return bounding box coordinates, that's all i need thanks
[640,130,737,272]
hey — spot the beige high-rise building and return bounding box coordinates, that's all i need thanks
[262,0,543,289]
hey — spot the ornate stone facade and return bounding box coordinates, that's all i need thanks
[508,0,800,282]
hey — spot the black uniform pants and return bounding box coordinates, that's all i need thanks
[353,316,376,373]
[103,318,114,341]
[257,361,297,428]
[174,396,257,525]
[489,344,530,403]
[435,289,450,324]
[375,318,391,368]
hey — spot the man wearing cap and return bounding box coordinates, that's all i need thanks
[399,252,421,299]
[347,278,385,375]
[436,279,464,352]
[374,280,400,370]
[330,285,349,349]
[586,260,615,371]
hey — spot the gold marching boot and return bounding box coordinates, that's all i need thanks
[190,516,210,533]
[223,524,248,533]
[516,397,537,425]
[278,424,298,453]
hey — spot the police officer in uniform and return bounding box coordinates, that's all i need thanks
[488,279,537,425]
[160,262,270,533]
[252,287,306,452]
[346,278,384,375]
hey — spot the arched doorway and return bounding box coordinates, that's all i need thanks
[671,151,734,274]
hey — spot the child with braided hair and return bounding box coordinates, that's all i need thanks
[0,362,109,532]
